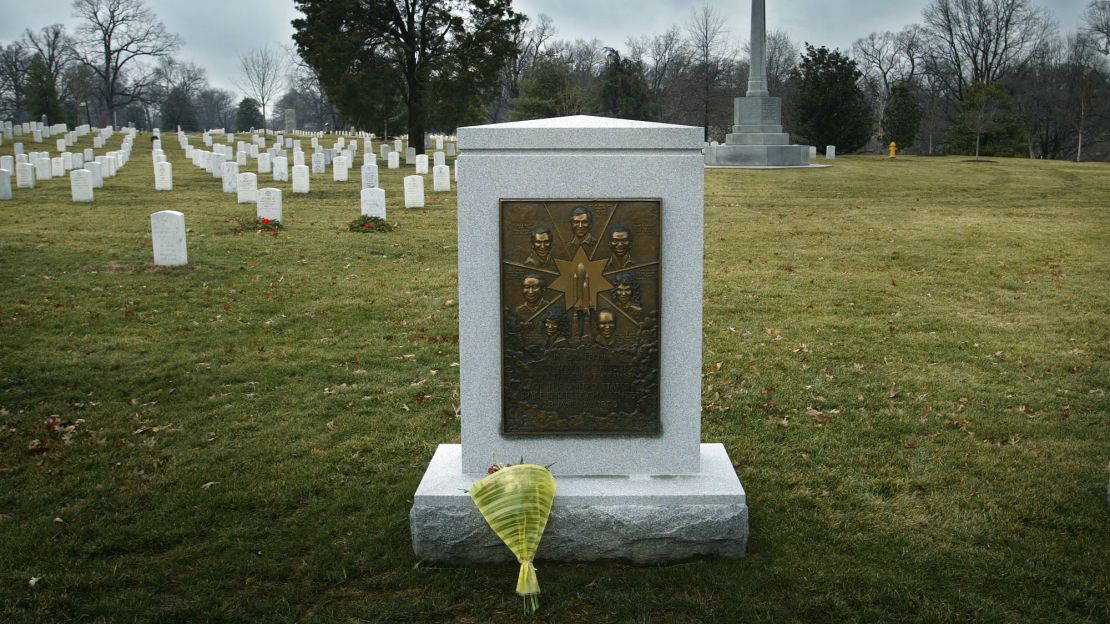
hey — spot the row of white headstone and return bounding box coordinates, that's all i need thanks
[2,131,134,202]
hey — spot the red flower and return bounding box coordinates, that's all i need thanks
[362,222,373,229]
[261,218,270,224]
[487,464,500,475]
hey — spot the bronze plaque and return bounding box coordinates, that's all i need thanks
[500,199,661,436]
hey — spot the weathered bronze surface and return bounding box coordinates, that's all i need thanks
[500,199,662,436]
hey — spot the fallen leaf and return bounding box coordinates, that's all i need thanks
[201,481,218,490]
[326,420,336,431]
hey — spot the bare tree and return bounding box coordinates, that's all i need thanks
[195,88,236,130]
[1064,33,1106,160]
[491,13,556,122]
[853,27,927,140]
[628,26,690,122]
[0,43,31,121]
[854,31,903,103]
[154,58,207,100]
[72,0,182,126]
[238,45,286,133]
[687,3,733,141]
[764,30,800,97]
[23,25,75,101]
[922,0,1054,101]
[1086,0,1110,54]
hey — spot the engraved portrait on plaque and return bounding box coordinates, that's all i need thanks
[500,199,661,435]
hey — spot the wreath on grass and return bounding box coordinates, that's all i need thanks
[348,215,394,233]
[230,216,284,235]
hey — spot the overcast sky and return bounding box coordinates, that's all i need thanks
[0,0,1094,95]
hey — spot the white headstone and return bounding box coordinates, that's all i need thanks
[0,156,12,177]
[35,158,52,180]
[70,169,94,203]
[14,142,24,156]
[86,161,103,188]
[380,144,389,160]
[256,188,283,222]
[432,165,450,192]
[95,156,110,179]
[62,152,74,170]
[435,135,444,150]
[51,157,65,177]
[237,150,247,166]
[311,153,325,174]
[16,163,35,188]
[222,162,239,192]
[415,154,429,174]
[237,172,258,203]
[211,153,226,178]
[403,174,424,208]
[0,170,10,200]
[446,143,456,157]
[826,145,836,160]
[360,187,386,219]
[83,148,93,161]
[154,161,173,191]
[258,153,272,173]
[294,151,305,167]
[387,151,400,169]
[433,151,445,167]
[273,156,288,181]
[393,139,402,153]
[405,147,416,165]
[360,163,379,189]
[151,210,188,266]
[292,165,310,193]
[333,156,348,181]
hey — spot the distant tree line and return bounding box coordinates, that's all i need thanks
[2,0,1107,160]
[0,0,346,133]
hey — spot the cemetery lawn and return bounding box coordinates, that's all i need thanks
[1,137,1108,624]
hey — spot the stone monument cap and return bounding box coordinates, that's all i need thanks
[459,115,703,151]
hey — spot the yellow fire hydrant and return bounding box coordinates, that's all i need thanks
[889,141,897,159]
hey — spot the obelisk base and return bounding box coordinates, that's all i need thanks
[706,95,816,168]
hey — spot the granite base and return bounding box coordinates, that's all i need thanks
[705,143,813,167]
[411,443,748,565]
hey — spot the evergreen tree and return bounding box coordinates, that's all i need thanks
[595,49,655,120]
[882,83,922,149]
[790,44,872,153]
[509,57,583,121]
[24,56,64,124]
[293,0,522,152]
[161,86,198,131]
[945,81,1028,159]
[236,98,264,131]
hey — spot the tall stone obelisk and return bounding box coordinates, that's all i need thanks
[705,0,813,167]
[747,0,769,98]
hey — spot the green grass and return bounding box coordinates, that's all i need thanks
[0,133,1107,623]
